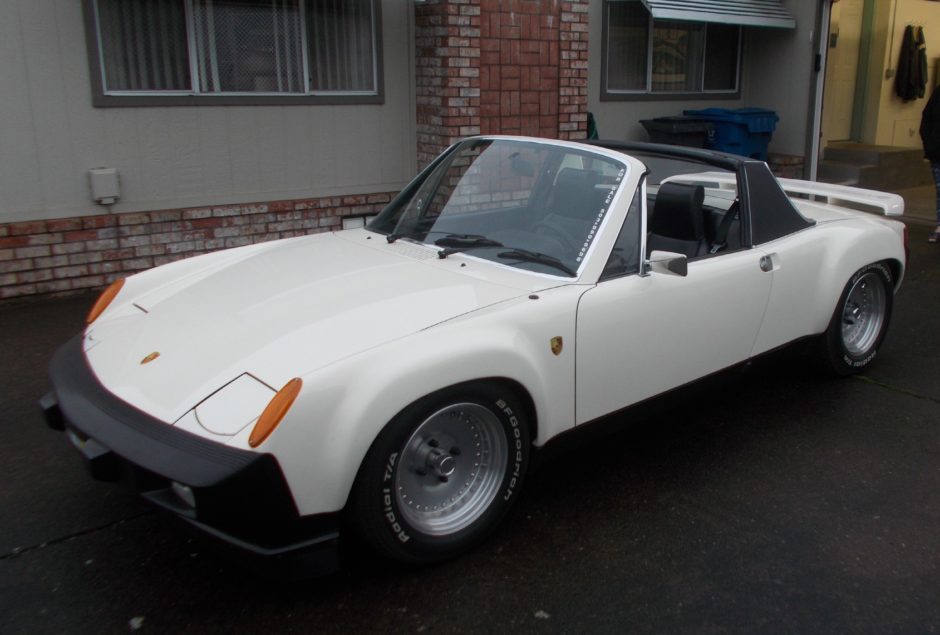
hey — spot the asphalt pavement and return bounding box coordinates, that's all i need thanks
[1,216,939,634]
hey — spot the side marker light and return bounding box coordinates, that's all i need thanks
[86,278,126,324]
[248,378,303,448]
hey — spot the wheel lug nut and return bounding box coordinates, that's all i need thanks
[428,439,439,448]
[450,447,461,456]
[416,468,427,476]
[439,476,449,483]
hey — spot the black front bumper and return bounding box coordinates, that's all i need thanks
[42,335,339,573]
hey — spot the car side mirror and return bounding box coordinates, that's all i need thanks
[647,250,688,277]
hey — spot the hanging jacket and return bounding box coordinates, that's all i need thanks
[896,25,928,102]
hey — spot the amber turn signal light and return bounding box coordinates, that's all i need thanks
[249,378,303,448]
[86,278,126,325]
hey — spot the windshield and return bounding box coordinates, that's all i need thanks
[368,139,628,276]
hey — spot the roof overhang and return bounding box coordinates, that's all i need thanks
[639,0,796,30]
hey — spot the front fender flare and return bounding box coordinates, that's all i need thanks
[254,313,577,516]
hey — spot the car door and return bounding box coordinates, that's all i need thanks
[574,201,773,425]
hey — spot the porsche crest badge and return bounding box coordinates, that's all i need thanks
[140,352,160,365]
[550,336,563,356]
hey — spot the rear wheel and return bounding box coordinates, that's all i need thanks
[350,382,530,564]
[820,262,893,375]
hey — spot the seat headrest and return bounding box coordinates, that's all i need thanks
[550,168,599,218]
[555,167,594,190]
[650,182,705,241]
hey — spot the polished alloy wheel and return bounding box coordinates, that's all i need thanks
[395,403,507,536]
[840,271,887,356]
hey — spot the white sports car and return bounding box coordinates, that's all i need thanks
[42,136,907,570]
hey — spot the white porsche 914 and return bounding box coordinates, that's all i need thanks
[42,136,907,570]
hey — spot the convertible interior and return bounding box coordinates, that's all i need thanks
[646,182,742,259]
[427,169,742,271]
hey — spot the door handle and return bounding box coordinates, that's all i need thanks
[759,255,774,272]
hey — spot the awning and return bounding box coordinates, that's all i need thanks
[640,0,796,30]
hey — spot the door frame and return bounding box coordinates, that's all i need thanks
[850,0,875,141]
[807,0,874,180]
[805,0,832,181]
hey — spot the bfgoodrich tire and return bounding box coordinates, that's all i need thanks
[350,382,530,565]
[820,262,893,375]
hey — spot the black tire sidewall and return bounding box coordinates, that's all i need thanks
[351,382,530,564]
[824,262,893,374]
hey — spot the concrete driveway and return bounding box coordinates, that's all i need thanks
[1,224,938,634]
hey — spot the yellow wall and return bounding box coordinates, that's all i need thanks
[862,0,940,147]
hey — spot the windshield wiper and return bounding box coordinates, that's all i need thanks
[389,230,483,245]
[496,248,578,277]
[434,233,494,246]
[435,234,504,258]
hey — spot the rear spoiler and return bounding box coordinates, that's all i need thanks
[776,178,904,217]
[664,172,904,217]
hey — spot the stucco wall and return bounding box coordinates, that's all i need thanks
[741,1,820,157]
[0,0,416,225]
[587,0,818,159]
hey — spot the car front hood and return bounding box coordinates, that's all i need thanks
[84,232,534,424]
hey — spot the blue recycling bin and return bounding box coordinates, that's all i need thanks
[683,108,779,160]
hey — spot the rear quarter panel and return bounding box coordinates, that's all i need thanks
[750,213,905,357]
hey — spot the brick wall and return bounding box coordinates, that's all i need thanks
[417,0,589,168]
[557,0,589,140]
[767,153,806,180]
[0,193,393,300]
[415,0,482,168]
[479,0,560,137]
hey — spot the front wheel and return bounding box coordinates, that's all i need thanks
[349,382,530,564]
[819,262,894,375]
